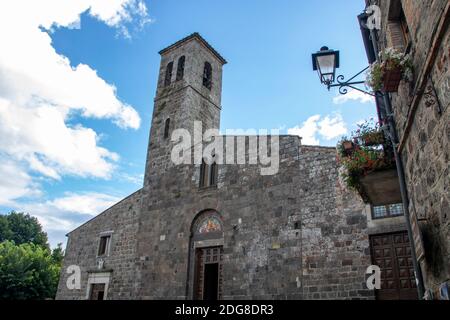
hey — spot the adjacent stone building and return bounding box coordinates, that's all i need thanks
[56,33,377,300]
[362,0,449,299]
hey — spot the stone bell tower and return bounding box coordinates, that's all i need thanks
[143,33,227,187]
[136,33,227,299]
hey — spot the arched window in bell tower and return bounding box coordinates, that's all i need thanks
[164,118,170,139]
[176,56,185,81]
[202,61,212,90]
[199,158,208,188]
[164,61,173,86]
[199,156,218,188]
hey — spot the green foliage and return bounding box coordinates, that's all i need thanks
[336,136,353,159]
[0,211,48,248]
[0,211,64,299]
[0,241,61,299]
[340,147,394,190]
[354,119,384,146]
[337,119,395,193]
[365,47,413,91]
[51,243,64,266]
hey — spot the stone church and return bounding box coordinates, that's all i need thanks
[56,33,377,300]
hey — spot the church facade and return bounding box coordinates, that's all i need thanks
[56,33,376,300]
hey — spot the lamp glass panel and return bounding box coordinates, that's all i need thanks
[316,54,335,79]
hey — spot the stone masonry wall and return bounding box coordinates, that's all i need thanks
[299,146,373,300]
[373,0,450,295]
[56,190,142,300]
[57,34,374,300]
[135,137,373,299]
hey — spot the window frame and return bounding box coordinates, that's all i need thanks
[199,159,208,188]
[202,61,212,90]
[85,272,111,300]
[176,56,185,81]
[199,157,218,188]
[371,203,404,220]
[164,118,170,139]
[164,61,174,87]
[97,233,112,257]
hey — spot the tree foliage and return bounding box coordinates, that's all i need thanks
[0,211,48,247]
[0,211,64,299]
[0,241,60,299]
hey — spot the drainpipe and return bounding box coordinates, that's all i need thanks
[368,28,425,299]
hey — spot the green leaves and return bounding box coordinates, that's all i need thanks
[0,212,48,248]
[337,120,395,193]
[365,47,414,92]
[0,241,60,299]
[0,211,64,300]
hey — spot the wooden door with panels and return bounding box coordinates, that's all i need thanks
[370,231,418,300]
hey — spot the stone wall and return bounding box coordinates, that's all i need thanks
[56,34,374,300]
[56,189,142,300]
[135,138,373,299]
[299,146,373,300]
[370,0,450,296]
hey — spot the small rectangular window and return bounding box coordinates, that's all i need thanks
[98,235,110,256]
[89,283,106,300]
[372,203,404,219]
[373,205,387,219]
[388,203,404,216]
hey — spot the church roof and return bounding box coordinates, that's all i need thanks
[159,32,227,65]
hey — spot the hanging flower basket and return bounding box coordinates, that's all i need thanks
[366,48,413,93]
[362,131,384,146]
[343,140,354,151]
[337,138,356,158]
[382,64,403,92]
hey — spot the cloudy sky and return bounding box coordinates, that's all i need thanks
[0,0,376,247]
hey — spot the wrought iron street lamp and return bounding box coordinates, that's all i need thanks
[312,46,339,86]
[312,46,373,96]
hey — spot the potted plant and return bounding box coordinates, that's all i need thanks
[336,118,396,193]
[355,119,384,146]
[342,140,354,151]
[337,137,356,157]
[366,47,413,92]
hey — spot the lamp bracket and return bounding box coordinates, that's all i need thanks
[327,66,382,97]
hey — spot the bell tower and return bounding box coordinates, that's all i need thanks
[143,33,227,187]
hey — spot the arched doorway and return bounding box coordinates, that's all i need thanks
[188,210,224,300]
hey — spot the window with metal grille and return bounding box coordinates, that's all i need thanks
[372,203,404,219]
[164,61,173,86]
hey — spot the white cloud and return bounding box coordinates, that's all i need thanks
[288,114,348,145]
[318,114,348,140]
[8,191,123,247]
[288,115,321,145]
[0,0,149,204]
[333,89,374,105]
[0,160,41,206]
[48,192,121,216]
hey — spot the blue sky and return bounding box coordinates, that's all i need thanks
[0,0,375,247]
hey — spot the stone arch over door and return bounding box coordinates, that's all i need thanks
[186,209,224,300]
